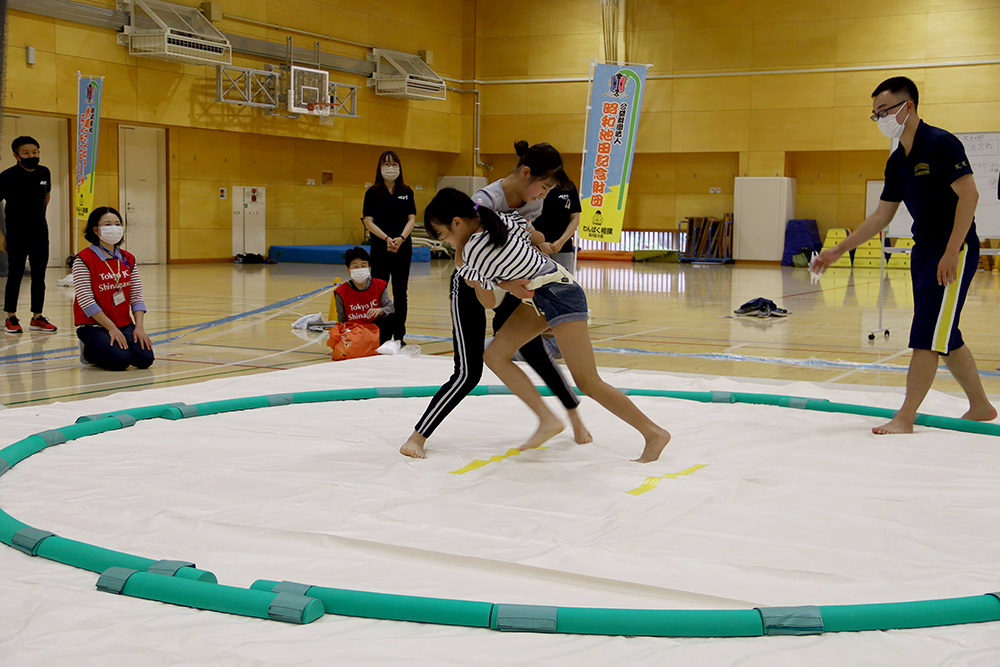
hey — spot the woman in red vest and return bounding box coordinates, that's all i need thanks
[72,206,154,371]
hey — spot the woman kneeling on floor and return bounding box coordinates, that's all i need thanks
[73,206,154,371]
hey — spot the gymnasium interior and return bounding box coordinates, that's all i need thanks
[2,1,1000,664]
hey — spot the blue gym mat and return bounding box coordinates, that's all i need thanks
[268,244,431,264]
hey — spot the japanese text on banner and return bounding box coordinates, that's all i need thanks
[75,76,104,221]
[579,64,648,244]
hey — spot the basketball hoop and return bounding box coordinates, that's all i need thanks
[307,102,336,125]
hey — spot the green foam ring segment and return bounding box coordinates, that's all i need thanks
[98,569,323,624]
[2,385,1000,634]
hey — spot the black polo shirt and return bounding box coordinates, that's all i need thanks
[881,120,976,252]
[0,163,51,239]
[534,185,582,252]
[363,184,416,251]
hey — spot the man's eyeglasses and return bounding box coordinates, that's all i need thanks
[871,100,907,122]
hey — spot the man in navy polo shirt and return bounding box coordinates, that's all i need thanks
[814,76,996,434]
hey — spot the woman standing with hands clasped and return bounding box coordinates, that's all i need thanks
[72,206,154,371]
[363,151,416,349]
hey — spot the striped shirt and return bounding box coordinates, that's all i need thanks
[73,244,146,318]
[458,212,554,290]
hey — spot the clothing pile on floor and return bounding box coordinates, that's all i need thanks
[734,297,788,318]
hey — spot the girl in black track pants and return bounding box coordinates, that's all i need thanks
[400,141,591,458]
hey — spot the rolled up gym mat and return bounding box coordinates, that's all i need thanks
[251,580,494,628]
[100,570,324,624]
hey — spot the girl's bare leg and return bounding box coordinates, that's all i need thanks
[553,320,671,462]
[484,304,566,449]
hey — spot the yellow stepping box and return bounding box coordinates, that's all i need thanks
[821,228,853,267]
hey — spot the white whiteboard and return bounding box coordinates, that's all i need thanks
[865,131,1000,238]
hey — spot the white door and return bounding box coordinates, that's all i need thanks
[118,125,166,264]
[733,177,796,262]
[0,113,71,268]
[231,186,266,256]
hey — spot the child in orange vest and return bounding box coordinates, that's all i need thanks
[333,247,396,346]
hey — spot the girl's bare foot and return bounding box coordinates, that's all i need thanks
[634,427,671,463]
[962,404,998,422]
[567,409,593,444]
[400,432,427,459]
[519,417,565,451]
[872,417,913,435]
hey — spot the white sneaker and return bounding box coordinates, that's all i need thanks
[376,340,401,356]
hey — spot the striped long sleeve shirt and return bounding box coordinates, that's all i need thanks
[457,212,553,290]
[73,245,146,318]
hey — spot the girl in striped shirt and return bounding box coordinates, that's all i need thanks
[425,188,671,462]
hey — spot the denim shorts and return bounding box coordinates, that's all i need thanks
[532,279,589,327]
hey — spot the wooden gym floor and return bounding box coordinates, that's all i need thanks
[3,259,1000,409]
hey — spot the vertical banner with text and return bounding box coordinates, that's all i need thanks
[75,74,104,227]
[579,63,648,244]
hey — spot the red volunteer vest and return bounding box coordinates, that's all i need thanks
[73,246,136,328]
[335,278,388,323]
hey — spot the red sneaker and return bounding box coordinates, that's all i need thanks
[29,315,58,333]
[4,316,22,334]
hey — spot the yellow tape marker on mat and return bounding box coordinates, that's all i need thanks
[449,447,548,475]
[627,464,708,496]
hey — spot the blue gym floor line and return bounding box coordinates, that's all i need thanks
[8,303,1000,378]
[409,333,1000,377]
[0,285,335,366]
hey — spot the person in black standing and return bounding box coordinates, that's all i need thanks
[814,76,995,434]
[535,179,582,274]
[363,150,415,348]
[0,136,58,333]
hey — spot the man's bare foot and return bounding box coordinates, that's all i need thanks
[872,417,913,435]
[519,417,565,451]
[400,433,427,459]
[567,410,593,444]
[634,428,671,463]
[962,404,998,422]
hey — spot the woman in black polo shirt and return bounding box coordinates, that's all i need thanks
[363,150,416,345]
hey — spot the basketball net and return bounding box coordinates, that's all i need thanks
[308,103,336,125]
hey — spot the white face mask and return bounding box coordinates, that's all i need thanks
[98,225,124,244]
[381,165,400,181]
[877,103,910,140]
[350,268,371,284]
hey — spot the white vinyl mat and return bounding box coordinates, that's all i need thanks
[1,355,999,666]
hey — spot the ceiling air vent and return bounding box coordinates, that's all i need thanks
[118,0,231,66]
[368,48,446,101]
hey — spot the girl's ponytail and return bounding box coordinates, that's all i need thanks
[476,206,509,248]
[424,187,509,247]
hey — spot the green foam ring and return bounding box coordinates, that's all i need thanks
[552,607,764,637]
[251,580,495,628]
[819,595,1000,632]
[75,404,187,424]
[280,388,380,405]
[0,509,31,546]
[36,535,157,573]
[4,384,1000,634]
[57,418,128,441]
[0,435,51,468]
[108,571,324,624]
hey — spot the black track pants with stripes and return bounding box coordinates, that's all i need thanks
[413,270,580,437]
